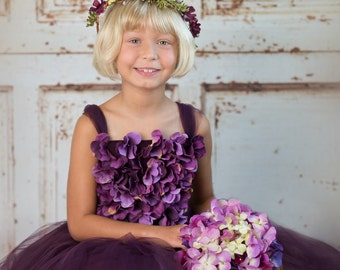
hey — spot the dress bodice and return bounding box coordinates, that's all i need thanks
[83,103,206,226]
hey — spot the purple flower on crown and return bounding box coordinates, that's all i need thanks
[182,6,201,38]
[89,0,108,15]
[87,0,202,38]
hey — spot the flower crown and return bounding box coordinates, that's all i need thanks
[86,0,201,37]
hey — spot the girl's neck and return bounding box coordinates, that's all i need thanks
[115,87,169,116]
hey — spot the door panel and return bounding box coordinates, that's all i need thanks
[0,87,14,253]
[204,83,340,250]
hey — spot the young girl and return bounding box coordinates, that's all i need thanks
[1,0,340,269]
[0,0,215,269]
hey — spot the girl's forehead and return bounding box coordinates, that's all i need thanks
[123,14,176,31]
[125,24,176,36]
[122,28,177,41]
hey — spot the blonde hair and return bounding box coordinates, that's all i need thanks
[93,0,196,79]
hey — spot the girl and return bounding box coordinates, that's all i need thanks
[2,0,340,269]
[1,0,215,269]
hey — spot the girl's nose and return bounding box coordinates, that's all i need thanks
[142,42,158,60]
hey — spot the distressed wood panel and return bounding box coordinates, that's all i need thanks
[203,0,339,16]
[38,84,177,224]
[193,51,340,84]
[0,0,9,17]
[199,0,340,52]
[38,85,115,223]
[203,83,340,250]
[0,87,15,256]
[0,0,96,54]
[37,0,88,22]
[1,0,339,53]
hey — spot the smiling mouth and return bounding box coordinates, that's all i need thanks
[136,68,158,73]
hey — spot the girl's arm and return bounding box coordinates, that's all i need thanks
[189,112,215,214]
[66,115,183,248]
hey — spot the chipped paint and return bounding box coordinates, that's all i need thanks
[203,0,244,16]
[0,0,10,17]
[317,180,339,191]
[0,87,15,255]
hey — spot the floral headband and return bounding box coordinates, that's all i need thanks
[86,0,201,37]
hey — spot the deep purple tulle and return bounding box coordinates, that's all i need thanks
[0,221,182,270]
[2,221,340,270]
[275,224,340,270]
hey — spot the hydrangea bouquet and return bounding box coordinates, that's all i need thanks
[177,198,283,270]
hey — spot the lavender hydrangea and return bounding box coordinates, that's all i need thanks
[177,198,283,270]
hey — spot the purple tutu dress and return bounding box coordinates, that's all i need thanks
[1,103,339,270]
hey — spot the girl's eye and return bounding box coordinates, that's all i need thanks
[129,39,140,44]
[159,40,170,45]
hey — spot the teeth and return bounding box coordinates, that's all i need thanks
[140,69,154,73]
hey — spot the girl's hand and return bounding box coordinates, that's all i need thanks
[154,224,186,249]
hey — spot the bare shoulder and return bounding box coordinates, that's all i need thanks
[194,109,211,137]
[68,113,98,177]
[72,114,98,141]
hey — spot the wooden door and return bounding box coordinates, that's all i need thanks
[1,0,339,256]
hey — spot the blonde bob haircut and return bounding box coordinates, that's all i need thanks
[93,0,196,80]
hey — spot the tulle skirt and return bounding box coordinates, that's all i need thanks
[0,221,182,270]
[275,224,340,270]
[1,221,339,270]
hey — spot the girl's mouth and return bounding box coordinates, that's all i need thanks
[136,68,158,73]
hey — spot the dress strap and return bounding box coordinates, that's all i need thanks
[83,104,108,134]
[83,103,197,136]
[177,102,197,138]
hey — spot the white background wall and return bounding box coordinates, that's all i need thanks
[1,0,340,256]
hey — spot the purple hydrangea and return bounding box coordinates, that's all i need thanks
[177,198,283,270]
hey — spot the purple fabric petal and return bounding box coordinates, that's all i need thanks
[90,128,206,229]
[118,132,142,159]
[120,193,135,208]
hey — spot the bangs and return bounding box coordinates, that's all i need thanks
[122,3,179,36]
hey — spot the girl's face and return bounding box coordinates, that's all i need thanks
[116,27,178,91]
